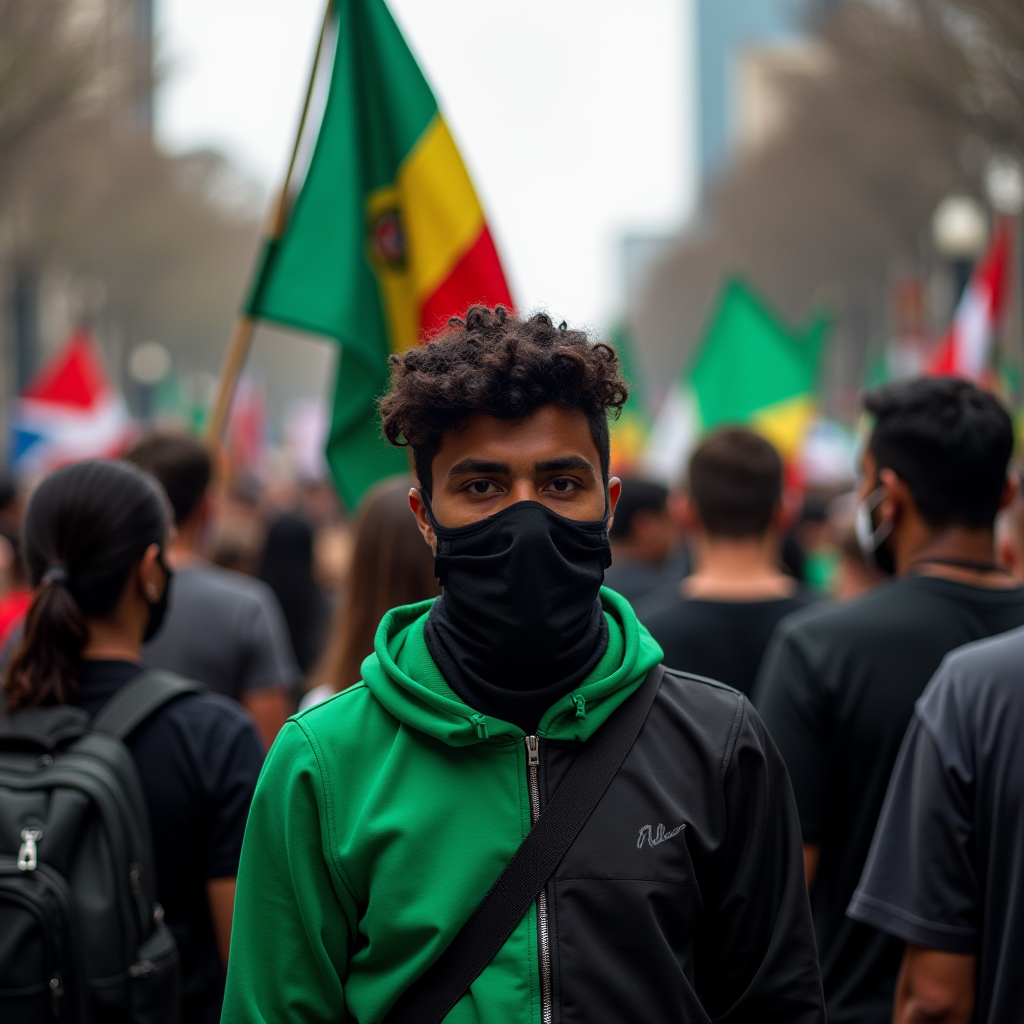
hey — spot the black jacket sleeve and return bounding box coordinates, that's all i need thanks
[694,699,825,1023]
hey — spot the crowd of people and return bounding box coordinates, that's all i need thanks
[1,305,1023,1023]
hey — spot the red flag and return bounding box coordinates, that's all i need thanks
[928,220,1011,381]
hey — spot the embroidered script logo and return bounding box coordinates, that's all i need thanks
[637,822,686,849]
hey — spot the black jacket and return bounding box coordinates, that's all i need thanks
[537,668,824,1022]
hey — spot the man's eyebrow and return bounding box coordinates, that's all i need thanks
[447,458,512,476]
[535,456,596,475]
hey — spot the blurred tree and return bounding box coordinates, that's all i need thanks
[636,1,1006,421]
[837,0,1024,155]
[0,0,260,410]
[0,0,101,194]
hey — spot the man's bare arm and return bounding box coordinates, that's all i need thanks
[241,686,292,750]
[803,842,820,889]
[893,944,974,1024]
[206,877,237,971]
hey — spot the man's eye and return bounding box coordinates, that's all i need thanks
[549,478,578,494]
[469,480,496,495]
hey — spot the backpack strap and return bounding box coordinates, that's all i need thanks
[91,670,205,740]
[382,663,666,1024]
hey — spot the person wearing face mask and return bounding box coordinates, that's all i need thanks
[753,376,1024,1024]
[2,460,264,1023]
[223,306,824,1024]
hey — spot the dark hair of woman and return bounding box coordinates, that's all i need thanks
[4,460,168,712]
[257,511,327,675]
[317,476,439,693]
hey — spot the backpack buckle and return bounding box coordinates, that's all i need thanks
[17,827,42,872]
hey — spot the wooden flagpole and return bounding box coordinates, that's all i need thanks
[205,0,335,445]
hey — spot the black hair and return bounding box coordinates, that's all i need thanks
[864,377,1013,530]
[608,478,669,540]
[123,433,212,525]
[688,427,783,538]
[4,460,168,711]
[379,305,629,492]
[257,512,324,674]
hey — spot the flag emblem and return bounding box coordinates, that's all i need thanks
[369,207,406,269]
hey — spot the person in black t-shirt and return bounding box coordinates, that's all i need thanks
[753,377,1024,1024]
[849,627,1024,1024]
[636,428,816,695]
[3,460,263,1024]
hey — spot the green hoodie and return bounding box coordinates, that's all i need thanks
[221,588,662,1023]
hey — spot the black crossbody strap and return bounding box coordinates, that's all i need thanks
[91,670,205,740]
[383,663,666,1024]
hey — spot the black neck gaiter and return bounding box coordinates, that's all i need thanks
[422,495,612,733]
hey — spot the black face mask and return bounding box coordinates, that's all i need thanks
[143,556,173,643]
[422,493,611,716]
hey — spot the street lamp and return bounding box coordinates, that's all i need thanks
[985,156,1024,217]
[128,341,172,421]
[932,195,988,303]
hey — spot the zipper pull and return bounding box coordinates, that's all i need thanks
[49,973,63,1015]
[525,734,539,767]
[17,827,42,872]
[572,693,587,719]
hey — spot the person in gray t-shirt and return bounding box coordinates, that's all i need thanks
[849,625,1024,1024]
[125,435,300,750]
[143,564,298,700]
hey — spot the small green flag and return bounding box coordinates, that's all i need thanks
[646,277,827,481]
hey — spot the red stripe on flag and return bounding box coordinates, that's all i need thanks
[419,225,514,340]
[926,218,1011,380]
[926,336,957,376]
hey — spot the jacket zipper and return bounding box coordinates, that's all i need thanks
[525,735,553,1024]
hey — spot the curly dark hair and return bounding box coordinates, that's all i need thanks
[380,305,630,492]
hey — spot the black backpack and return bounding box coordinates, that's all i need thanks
[0,670,203,1023]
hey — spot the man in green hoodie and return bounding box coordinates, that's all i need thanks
[222,306,824,1023]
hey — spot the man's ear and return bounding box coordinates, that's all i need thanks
[408,488,437,555]
[997,517,1020,577]
[777,488,802,532]
[878,467,909,524]
[200,491,216,523]
[670,493,698,532]
[606,477,622,527]
[999,471,1019,513]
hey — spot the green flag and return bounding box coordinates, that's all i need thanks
[246,0,512,509]
[646,277,827,481]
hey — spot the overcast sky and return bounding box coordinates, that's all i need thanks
[155,0,695,333]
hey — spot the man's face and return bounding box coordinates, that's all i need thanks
[409,405,621,549]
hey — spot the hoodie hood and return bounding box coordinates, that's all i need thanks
[360,586,663,747]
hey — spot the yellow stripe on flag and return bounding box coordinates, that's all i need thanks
[366,114,485,353]
[750,393,817,461]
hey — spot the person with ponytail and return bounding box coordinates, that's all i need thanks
[4,460,264,1024]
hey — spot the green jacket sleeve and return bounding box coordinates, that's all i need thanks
[221,721,357,1022]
